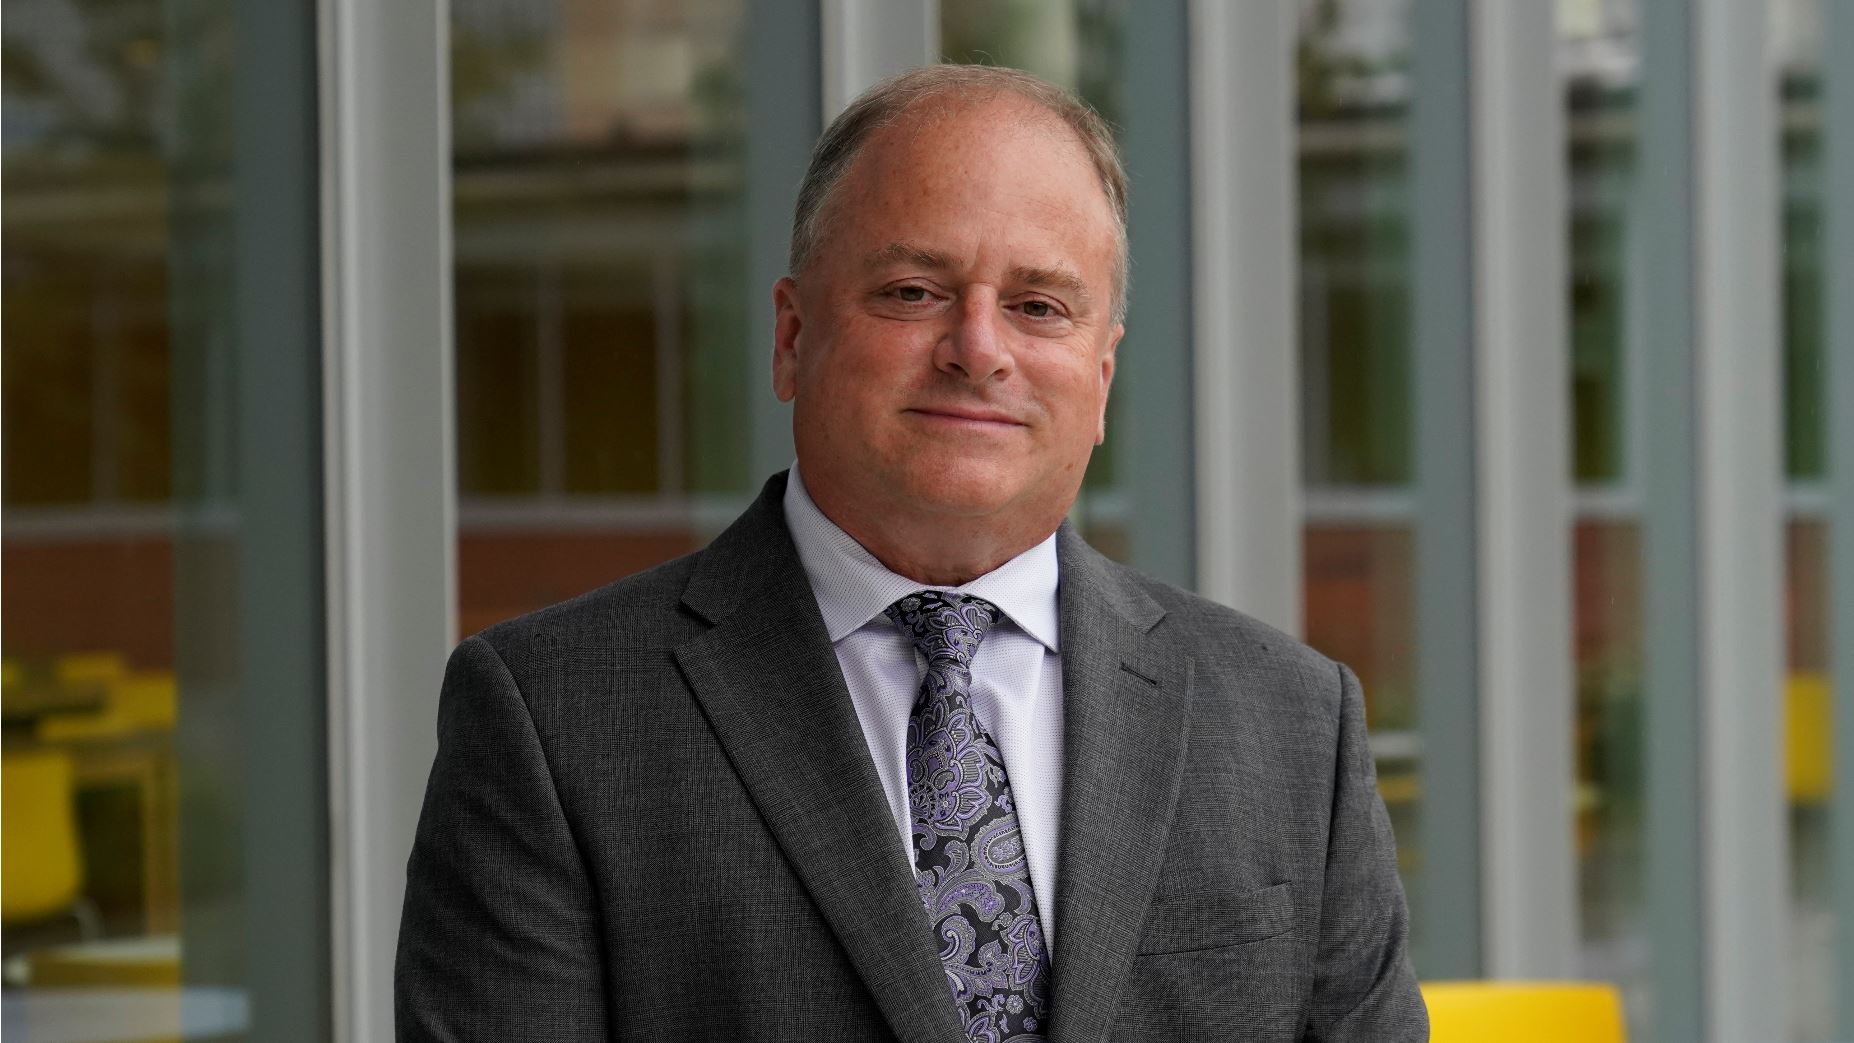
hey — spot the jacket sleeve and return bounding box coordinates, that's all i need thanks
[395,635,609,1041]
[1301,661,1429,1041]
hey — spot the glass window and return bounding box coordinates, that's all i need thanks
[1295,0,1422,950]
[1566,4,1827,1037]
[451,0,758,634]
[1561,0,1651,1034]
[1778,0,1831,1037]
[3,0,327,1037]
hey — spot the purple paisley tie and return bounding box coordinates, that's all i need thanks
[886,591,1052,1042]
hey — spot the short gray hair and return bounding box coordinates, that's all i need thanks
[788,64,1130,323]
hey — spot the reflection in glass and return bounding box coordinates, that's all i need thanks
[451,0,752,635]
[1561,1,1652,1034]
[1565,3,1835,1037]
[1571,514,1646,1020]
[4,0,325,1037]
[1779,0,1830,1036]
[4,0,188,1016]
[1295,0,1421,941]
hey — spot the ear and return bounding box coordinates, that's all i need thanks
[772,277,803,403]
[1094,322,1122,445]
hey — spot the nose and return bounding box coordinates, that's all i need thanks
[933,288,1012,384]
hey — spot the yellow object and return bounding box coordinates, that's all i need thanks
[113,672,178,730]
[26,935,181,988]
[37,670,178,742]
[53,652,127,688]
[2,750,87,924]
[1423,981,1626,1043]
[1787,672,1832,804]
[1377,772,1420,805]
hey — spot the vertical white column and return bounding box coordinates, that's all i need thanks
[1186,0,1301,633]
[1691,0,1786,1037]
[1470,0,1576,979]
[820,0,939,118]
[1410,0,1577,979]
[1639,0,1786,1039]
[318,2,456,1040]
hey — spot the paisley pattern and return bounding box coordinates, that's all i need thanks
[886,591,1052,1042]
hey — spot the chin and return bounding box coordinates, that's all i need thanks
[885,460,1027,518]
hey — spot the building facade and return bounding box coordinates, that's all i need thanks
[2,1,1849,1041]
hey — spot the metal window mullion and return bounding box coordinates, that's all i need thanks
[1117,0,1195,591]
[1409,0,1482,980]
[1636,4,1707,1035]
[1829,0,1854,1033]
[166,0,333,1035]
[743,2,825,489]
[319,3,456,1041]
[1693,0,1787,1038]
[1185,0,1299,630]
[1640,1,1787,1040]
[1469,0,1576,980]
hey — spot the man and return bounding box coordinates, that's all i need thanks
[397,65,1426,1042]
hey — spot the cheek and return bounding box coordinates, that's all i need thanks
[1035,362,1110,432]
[814,326,930,394]
[798,337,914,433]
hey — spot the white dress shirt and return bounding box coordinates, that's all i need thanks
[783,465,1067,953]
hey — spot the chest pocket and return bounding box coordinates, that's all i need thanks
[1137,881,1295,955]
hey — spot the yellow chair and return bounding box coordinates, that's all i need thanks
[1423,981,1626,1043]
[2,750,88,925]
[53,652,127,687]
[37,669,178,742]
[112,672,178,731]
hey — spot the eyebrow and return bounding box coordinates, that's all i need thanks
[862,241,957,273]
[862,241,1096,312]
[1006,263,1094,311]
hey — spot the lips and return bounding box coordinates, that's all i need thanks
[906,406,1026,426]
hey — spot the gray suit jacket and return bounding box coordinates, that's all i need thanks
[396,473,1426,1042]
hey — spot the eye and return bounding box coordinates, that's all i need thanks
[894,285,929,303]
[1020,299,1054,319]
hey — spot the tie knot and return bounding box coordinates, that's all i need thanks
[885,591,998,667]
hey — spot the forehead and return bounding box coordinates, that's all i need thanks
[826,95,1118,265]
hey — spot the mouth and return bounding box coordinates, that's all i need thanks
[904,407,1026,428]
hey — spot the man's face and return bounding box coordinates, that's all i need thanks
[773,97,1122,536]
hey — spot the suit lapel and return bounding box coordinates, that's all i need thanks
[672,475,965,1043]
[1048,526,1192,1043]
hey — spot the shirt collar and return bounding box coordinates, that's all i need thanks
[783,464,1061,652]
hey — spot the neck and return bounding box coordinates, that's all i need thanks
[800,475,1061,587]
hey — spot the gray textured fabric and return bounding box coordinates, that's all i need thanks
[395,472,1428,1042]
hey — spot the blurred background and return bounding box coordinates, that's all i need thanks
[2,0,1847,1041]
